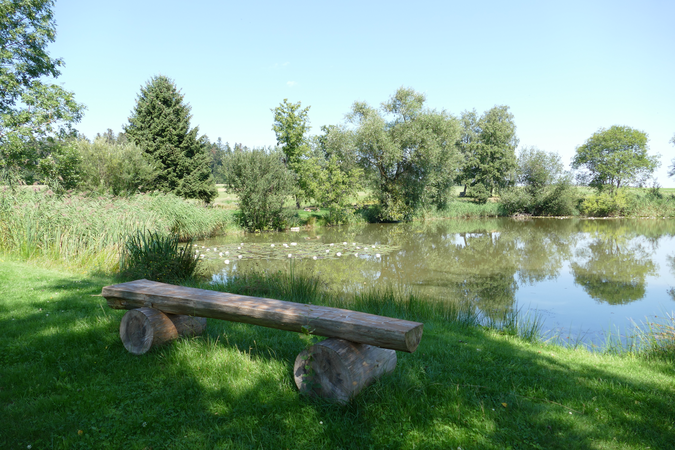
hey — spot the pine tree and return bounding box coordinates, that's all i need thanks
[124,76,217,203]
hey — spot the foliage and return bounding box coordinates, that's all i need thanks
[71,135,158,195]
[347,87,462,221]
[119,230,200,282]
[458,106,519,196]
[572,125,659,192]
[271,99,311,203]
[272,99,311,164]
[622,187,675,217]
[466,182,489,204]
[205,137,231,184]
[579,189,630,217]
[0,0,85,187]
[124,75,217,203]
[304,125,364,219]
[517,146,565,193]
[501,147,578,216]
[222,147,295,231]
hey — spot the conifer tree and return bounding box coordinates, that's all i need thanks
[124,76,216,203]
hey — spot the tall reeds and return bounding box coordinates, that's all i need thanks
[119,230,200,282]
[0,188,238,271]
[209,266,545,339]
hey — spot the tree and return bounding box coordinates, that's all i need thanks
[222,147,295,231]
[303,125,364,223]
[124,76,216,203]
[458,106,519,197]
[517,147,566,194]
[272,99,312,205]
[501,147,577,216]
[0,0,84,187]
[348,87,461,221]
[205,137,231,184]
[572,125,659,192]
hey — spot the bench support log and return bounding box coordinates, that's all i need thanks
[120,307,206,355]
[294,338,397,404]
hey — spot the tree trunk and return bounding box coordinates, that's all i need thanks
[294,338,397,404]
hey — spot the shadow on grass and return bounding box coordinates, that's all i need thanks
[2,261,674,449]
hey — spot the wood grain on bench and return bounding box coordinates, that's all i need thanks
[102,279,423,353]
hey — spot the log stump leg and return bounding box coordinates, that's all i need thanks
[294,338,397,404]
[166,314,207,337]
[119,308,206,355]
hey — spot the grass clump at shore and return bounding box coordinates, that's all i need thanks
[2,260,675,449]
[119,230,201,283]
[0,188,239,272]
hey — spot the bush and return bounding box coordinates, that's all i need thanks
[580,189,629,217]
[536,182,578,216]
[500,187,532,215]
[223,148,295,231]
[72,137,158,196]
[119,230,200,282]
[466,183,489,204]
[501,183,577,216]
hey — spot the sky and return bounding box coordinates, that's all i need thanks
[49,0,675,186]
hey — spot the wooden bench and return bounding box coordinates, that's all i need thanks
[102,279,423,403]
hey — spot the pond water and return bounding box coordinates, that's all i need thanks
[195,218,675,347]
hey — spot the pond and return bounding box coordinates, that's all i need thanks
[195,218,675,347]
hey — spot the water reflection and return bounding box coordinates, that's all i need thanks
[200,218,675,342]
[570,233,657,305]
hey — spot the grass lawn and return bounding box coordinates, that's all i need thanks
[2,259,674,449]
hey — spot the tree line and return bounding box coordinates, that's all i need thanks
[1,0,672,232]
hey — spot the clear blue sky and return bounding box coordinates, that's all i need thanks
[50,0,675,186]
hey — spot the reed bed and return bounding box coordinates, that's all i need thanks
[0,188,238,271]
[208,266,544,341]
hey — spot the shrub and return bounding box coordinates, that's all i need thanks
[500,187,532,215]
[72,137,158,196]
[501,147,578,216]
[119,230,200,282]
[580,189,629,217]
[536,182,577,216]
[222,148,295,231]
[466,182,489,204]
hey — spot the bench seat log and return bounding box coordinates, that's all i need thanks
[103,279,423,353]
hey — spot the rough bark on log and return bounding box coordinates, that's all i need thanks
[294,338,397,404]
[103,279,423,353]
[120,307,178,355]
[167,314,207,336]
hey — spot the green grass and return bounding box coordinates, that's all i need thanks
[2,260,675,449]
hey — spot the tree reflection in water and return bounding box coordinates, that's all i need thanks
[203,217,675,337]
[570,221,658,305]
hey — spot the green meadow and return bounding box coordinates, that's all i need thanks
[2,258,674,449]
